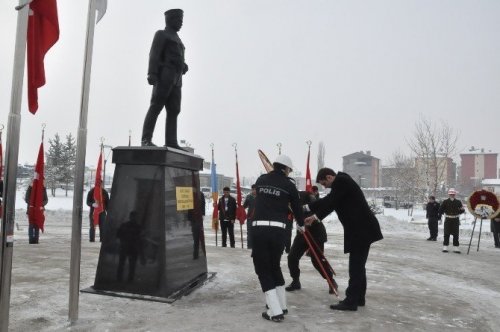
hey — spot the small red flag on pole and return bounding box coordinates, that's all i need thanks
[27,0,60,114]
[28,142,46,232]
[93,147,104,226]
[0,126,4,216]
[305,141,312,193]
[234,145,247,225]
[0,126,3,181]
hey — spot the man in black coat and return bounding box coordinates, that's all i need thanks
[217,186,236,248]
[86,184,110,242]
[304,168,383,311]
[425,196,440,241]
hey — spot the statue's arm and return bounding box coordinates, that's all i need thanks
[147,31,164,85]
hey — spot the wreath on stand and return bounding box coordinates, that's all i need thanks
[467,189,500,219]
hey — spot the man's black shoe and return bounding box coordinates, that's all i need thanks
[340,298,364,307]
[330,302,357,311]
[285,279,301,292]
[265,305,287,315]
[141,140,156,147]
[262,312,284,322]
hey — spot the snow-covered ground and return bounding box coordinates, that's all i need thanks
[4,191,500,331]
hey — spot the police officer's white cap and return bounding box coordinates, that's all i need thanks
[274,154,293,171]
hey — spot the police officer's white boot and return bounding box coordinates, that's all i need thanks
[262,289,284,322]
[442,246,448,252]
[452,246,461,254]
[276,286,288,315]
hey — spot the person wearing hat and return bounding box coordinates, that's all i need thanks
[425,195,441,241]
[141,9,188,149]
[217,186,236,248]
[252,154,304,322]
[303,167,383,311]
[438,188,465,253]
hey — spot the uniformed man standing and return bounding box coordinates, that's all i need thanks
[439,188,465,253]
[252,155,304,322]
[141,9,188,149]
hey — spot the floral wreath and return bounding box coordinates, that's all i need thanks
[467,189,500,219]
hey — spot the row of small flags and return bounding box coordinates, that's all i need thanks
[209,143,313,231]
[14,131,104,234]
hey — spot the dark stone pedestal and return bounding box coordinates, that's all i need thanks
[88,147,209,302]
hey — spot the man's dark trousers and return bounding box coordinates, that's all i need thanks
[345,244,370,305]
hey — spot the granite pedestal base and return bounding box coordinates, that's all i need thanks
[90,147,208,300]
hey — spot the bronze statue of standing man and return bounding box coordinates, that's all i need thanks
[141,9,188,149]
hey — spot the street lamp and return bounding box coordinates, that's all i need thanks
[277,142,282,155]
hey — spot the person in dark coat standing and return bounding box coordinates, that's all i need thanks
[438,188,465,253]
[304,168,383,311]
[217,186,236,248]
[86,184,110,242]
[24,182,48,244]
[490,215,500,248]
[425,196,440,241]
[252,154,304,322]
[243,184,257,249]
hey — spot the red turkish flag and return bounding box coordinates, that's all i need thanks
[28,143,46,231]
[27,0,60,114]
[235,152,247,225]
[93,151,104,226]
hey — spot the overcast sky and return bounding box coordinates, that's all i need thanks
[1,0,500,181]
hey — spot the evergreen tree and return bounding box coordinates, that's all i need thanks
[45,133,64,196]
[61,133,76,196]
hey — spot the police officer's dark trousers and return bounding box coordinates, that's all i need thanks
[252,226,286,292]
[443,217,460,246]
[428,217,439,239]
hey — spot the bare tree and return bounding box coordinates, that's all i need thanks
[387,149,419,206]
[317,141,325,173]
[407,115,459,197]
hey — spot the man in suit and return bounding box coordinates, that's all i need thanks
[304,168,383,311]
[218,186,236,247]
[141,9,188,149]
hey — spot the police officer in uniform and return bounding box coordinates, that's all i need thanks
[439,188,465,253]
[252,155,304,322]
[141,9,188,149]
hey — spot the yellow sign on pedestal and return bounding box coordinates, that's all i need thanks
[176,187,194,211]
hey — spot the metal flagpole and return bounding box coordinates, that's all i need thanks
[0,1,32,330]
[68,0,99,323]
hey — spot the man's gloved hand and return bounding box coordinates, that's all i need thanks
[92,203,98,208]
[297,225,305,233]
[147,74,158,85]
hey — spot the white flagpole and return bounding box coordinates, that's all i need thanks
[68,0,101,323]
[0,1,32,330]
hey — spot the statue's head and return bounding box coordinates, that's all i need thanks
[165,9,183,32]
